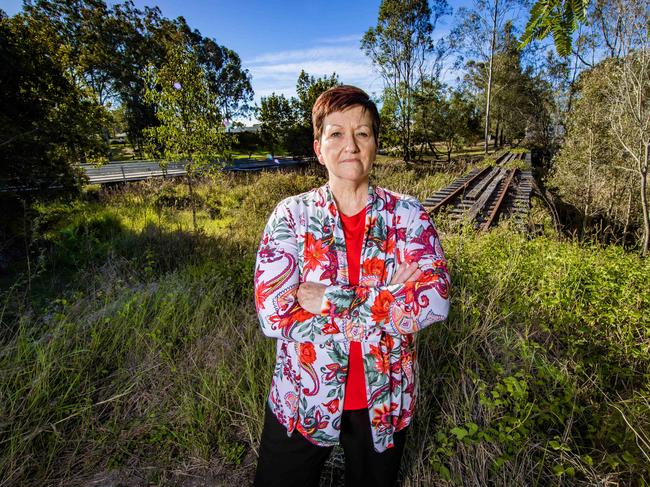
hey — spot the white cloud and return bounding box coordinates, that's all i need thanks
[242,36,384,123]
[312,33,363,44]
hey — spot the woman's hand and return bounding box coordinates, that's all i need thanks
[390,261,421,285]
[297,262,421,314]
[297,282,327,314]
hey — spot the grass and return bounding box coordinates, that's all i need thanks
[1,162,649,485]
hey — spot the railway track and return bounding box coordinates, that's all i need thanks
[423,151,534,230]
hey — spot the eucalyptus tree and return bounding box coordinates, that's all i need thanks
[0,10,106,195]
[452,0,525,153]
[362,0,450,162]
[258,94,294,159]
[144,34,229,230]
[288,70,340,157]
[606,48,650,254]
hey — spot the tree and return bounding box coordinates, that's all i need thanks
[550,58,641,245]
[177,18,254,121]
[0,11,106,192]
[23,1,254,158]
[411,79,445,159]
[607,48,650,254]
[412,83,480,162]
[362,0,450,161]
[144,34,229,230]
[232,130,262,158]
[287,70,339,157]
[439,90,481,162]
[378,88,401,155]
[452,0,523,153]
[258,93,294,158]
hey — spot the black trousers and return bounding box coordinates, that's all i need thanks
[254,403,407,487]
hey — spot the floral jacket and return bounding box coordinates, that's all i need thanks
[254,183,450,452]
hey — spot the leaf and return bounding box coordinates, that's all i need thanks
[466,422,479,436]
[450,426,468,440]
[439,465,451,481]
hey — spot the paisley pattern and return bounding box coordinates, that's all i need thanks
[255,183,450,452]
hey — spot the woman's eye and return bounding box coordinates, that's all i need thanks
[330,132,341,137]
[357,132,369,138]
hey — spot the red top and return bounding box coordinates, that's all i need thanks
[340,207,369,410]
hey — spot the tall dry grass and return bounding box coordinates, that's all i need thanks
[1,163,648,485]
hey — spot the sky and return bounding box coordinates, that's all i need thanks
[3,0,469,122]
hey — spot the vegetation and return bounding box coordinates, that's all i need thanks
[2,0,650,484]
[1,166,648,485]
[258,71,340,158]
[550,48,650,254]
[361,0,450,161]
[143,32,231,230]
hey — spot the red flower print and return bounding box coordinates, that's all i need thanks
[370,344,389,373]
[323,363,347,383]
[304,232,329,272]
[322,320,340,334]
[371,290,395,324]
[371,403,398,430]
[362,257,386,278]
[299,409,329,435]
[323,398,339,413]
[355,286,370,301]
[272,306,315,332]
[300,342,317,365]
[402,281,416,304]
[382,236,396,254]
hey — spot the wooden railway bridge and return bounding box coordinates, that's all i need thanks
[423,151,534,231]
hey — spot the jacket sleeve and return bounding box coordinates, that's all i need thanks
[320,201,450,338]
[254,200,351,343]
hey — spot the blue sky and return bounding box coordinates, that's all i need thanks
[3,0,471,120]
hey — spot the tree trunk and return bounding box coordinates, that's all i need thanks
[640,146,649,255]
[484,0,499,154]
[582,135,594,240]
[623,187,632,246]
[187,163,197,232]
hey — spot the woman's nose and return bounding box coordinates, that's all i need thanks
[345,133,360,152]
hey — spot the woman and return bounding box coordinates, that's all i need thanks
[253,85,450,486]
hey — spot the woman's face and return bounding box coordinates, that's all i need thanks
[313,105,377,186]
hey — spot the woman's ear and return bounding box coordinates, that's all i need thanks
[313,139,324,165]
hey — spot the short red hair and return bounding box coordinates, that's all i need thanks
[312,85,380,144]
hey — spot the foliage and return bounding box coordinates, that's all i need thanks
[257,71,339,158]
[465,22,556,150]
[1,166,649,485]
[143,36,228,168]
[19,0,253,156]
[0,11,106,202]
[287,70,340,157]
[451,0,526,153]
[519,0,590,56]
[605,48,650,254]
[231,130,263,158]
[143,34,229,231]
[412,81,481,161]
[549,54,648,250]
[258,93,294,159]
[362,0,450,161]
[378,88,401,154]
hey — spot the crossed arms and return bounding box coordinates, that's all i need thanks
[254,200,450,343]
